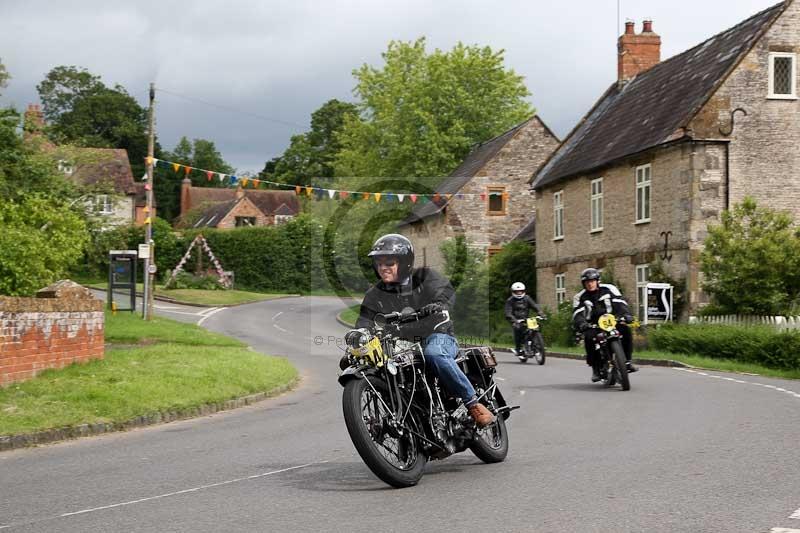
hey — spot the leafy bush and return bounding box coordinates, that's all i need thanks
[540,301,578,348]
[166,272,226,290]
[650,323,800,370]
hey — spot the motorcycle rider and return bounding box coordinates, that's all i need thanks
[572,268,638,382]
[504,282,543,360]
[355,234,495,428]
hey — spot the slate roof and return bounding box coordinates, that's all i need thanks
[400,116,547,226]
[189,189,300,228]
[511,217,536,244]
[532,1,785,190]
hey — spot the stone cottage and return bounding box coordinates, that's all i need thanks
[398,116,559,270]
[531,1,800,319]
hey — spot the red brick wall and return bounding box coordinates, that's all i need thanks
[0,281,104,387]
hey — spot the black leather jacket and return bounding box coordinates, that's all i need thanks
[572,284,633,331]
[505,295,542,323]
[356,267,455,342]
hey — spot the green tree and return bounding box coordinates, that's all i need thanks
[36,66,104,123]
[264,99,358,188]
[701,197,800,315]
[0,58,9,96]
[335,38,533,179]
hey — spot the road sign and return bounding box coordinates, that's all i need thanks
[645,283,673,324]
[148,264,157,274]
[138,244,151,259]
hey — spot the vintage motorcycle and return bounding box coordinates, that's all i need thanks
[586,313,631,391]
[338,307,515,488]
[515,315,546,365]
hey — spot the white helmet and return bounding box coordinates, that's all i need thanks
[511,282,526,298]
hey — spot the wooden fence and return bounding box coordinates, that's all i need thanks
[688,315,800,330]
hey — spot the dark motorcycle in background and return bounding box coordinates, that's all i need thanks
[338,308,516,488]
[515,316,546,365]
[584,313,631,391]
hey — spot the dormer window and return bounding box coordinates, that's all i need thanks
[768,52,797,99]
[57,160,74,176]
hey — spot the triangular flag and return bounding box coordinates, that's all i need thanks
[503,191,510,201]
[218,173,226,182]
[145,156,153,166]
[480,192,487,201]
[230,175,238,184]
[362,192,370,200]
[327,189,336,199]
[374,192,382,202]
[144,217,151,224]
[141,173,148,181]
[410,194,417,203]
[445,194,452,201]
[143,206,150,213]
[397,194,405,202]
[184,166,191,176]
[340,191,349,200]
[206,171,214,181]
[152,158,159,166]
[172,163,180,173]
[305,186,313,197]
[241,178,249,187]
[385,193,393,202]
[315,188,325,200]
[433,193,441,203]
[295,186,301,194]
[144,183,152,191]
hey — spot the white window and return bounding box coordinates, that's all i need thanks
[57,159,74,176]
[274,214,293,225]
[96,194,112,214]
[553,191,564,240]
[555,274,566,305]
[768,52,797,99]
[636,264,650,321]
[590,178,603,232]
[635,165,651,223]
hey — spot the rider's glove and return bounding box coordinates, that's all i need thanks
[578,322,591,333]
[621,314,634,324]
[419,303,443,317]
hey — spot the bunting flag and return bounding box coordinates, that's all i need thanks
[143,216,151,224]
[146,157,519,205]
[144,183,152,191]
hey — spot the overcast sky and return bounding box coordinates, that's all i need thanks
[0,0,781,175]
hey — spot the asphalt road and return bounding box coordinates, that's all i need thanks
[1,296,799,532]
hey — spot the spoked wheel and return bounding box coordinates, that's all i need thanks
[532,332,546,365]
[601,354,616,388]
[611,341,630,391]
[469,401,509,463]
[342,377,427,488]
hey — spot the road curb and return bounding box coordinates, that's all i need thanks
[0,378,300,453]
[490,346,690,368]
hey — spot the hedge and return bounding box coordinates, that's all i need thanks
[650,324,800,370]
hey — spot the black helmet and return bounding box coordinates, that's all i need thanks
[580,268,601,283]
[368,234,414,280]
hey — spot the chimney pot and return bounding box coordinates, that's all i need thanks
[643,20,653,33]
[625,21,635,35]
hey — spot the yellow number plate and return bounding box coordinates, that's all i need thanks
[526,317,538,330]
[358,336,385,367]
[597,314,617,332]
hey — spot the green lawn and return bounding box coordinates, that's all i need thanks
[340,304,360,327]
[0,311,298,435]
[87,282,290,306]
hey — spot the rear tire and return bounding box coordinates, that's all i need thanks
[611,341,630,391]
[469,410,509,463]
[342,377,427,487]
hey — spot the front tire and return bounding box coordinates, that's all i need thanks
[611,341,630,391]
[342,377,427,487]
[469,407,509,463]
[533,332,546,365]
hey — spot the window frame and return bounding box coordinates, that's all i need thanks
[635,164,652,224]
[590,177,603,232]
[274,214,293,225]
[768,52,797,99]
[486,186,507,215]
[636,264,650,321]
[555,273,566,305]
[96,194,113,215]
[553,190,564,240]
[235,216,257,227]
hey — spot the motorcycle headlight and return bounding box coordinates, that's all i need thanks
[345,328,371,349]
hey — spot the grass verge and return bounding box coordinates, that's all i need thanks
[0,312,298,435]
[86,282,288,307]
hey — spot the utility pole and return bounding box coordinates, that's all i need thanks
[143,82,156,320]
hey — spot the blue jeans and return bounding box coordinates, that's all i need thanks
[423,333,477,406]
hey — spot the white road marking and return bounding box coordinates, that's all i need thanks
[770,529,800,532]
[273,323,288,333]
[272,311,283,320]
[791,506,800,519]
[675,368,800,401]
[196,307,224,326]
[495,377,505,381]
[153,305,183,310]
[60,462,326,518]
[519,390,526,395]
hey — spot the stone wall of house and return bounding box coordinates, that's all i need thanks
[217,197,271,229]
[0,281,104,387]
[402,215,455,272]
[535,143,698,314]
[690,1,800,219]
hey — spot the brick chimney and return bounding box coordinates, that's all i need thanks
[23,104,45,134]
[181,177,192,215]
[618,19,661,83]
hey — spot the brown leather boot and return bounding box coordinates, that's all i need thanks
[467,403,495,428]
